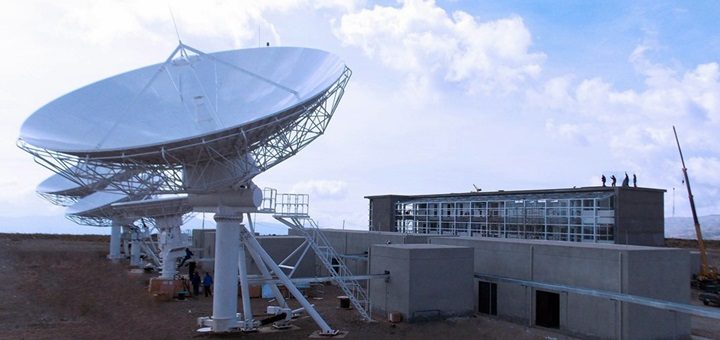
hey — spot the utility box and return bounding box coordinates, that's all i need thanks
[148,278,184,301]
[369,244,474,322]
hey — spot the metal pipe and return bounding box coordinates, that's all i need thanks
[244,273,389,285]
[475,273,720,319]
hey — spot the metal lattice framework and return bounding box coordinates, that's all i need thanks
[37,191,81,207]
[65,213,114,227]
[66,204,196,228]
[17,47,351,197]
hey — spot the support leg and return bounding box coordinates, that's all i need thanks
[241,226,337,335]
[238,241,256,331]
[245,213,288,308]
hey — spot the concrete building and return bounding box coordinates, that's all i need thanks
[369,244,474,321]
[431,237,690,339]
[366,186,666,246]
[191,227,693,338]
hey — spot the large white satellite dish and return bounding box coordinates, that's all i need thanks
[18,44,350,196]
[18,43,351,334]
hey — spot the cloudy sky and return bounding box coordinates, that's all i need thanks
[2,0,720,234]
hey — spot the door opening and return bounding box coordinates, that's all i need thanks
[535,290,560,328]
[477,281,497,315]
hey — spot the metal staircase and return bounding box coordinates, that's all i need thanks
[263,189,372,321]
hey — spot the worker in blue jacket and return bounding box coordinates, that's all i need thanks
[203,272,213,297]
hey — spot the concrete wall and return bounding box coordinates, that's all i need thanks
[288,229,451,276]
[245,236,316,278]
[366,195,407,232]
[690,251,701,276]
[192,229,215,259]
[431,237,691,339]
[369,244,474,321]
[614,187,665,246]
[192,229,316,278]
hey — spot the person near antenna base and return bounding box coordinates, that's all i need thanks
[190,271,201,297]
[203,272,213,297]
[178,247,193,268]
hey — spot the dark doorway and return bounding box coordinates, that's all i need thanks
[478,281,497,315]
[535,290,560,328]
[331,257,340,273]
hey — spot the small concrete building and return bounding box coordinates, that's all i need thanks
[366,186,666,246]
[431,237,690,339]
[369,244,474,322]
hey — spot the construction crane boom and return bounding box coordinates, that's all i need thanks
[673,126,716,282]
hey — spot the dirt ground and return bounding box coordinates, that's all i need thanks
[0,234,718,339]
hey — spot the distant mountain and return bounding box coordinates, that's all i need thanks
[665,215,720,240]
[0,214,289,236]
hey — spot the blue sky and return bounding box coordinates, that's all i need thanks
[1,0,719,234]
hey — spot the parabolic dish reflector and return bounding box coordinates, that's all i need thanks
[36,165,114,196]
[20,45,346,160]
[66,191,130,217]
[37,173,87,196]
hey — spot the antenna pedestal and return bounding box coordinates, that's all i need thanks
[205,207,243,332]
[130,227,143,267]
[197,186,261,332]
[156,215,186,279]
[108,221,123,261]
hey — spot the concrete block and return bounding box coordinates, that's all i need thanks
[369,244,474,322]
[431,236,691,339]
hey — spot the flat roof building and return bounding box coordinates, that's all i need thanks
[366,186,666,246]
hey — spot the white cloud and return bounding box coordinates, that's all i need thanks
[55,0,308,48]
[291,180,349,199]
[544,120,589,146]
[333,0,544,93]
[687,157,720,187]
[314,0,366,12]
[526,42,720,214]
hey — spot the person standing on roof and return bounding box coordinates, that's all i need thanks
[611,175,617,187]
[633,174,637,187]
[203,272,213,297]
[601,174,606,187]
[622,172,630,187]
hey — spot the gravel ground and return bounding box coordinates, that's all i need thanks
[0,233,716,339]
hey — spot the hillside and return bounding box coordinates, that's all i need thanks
[666,215,720,240]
